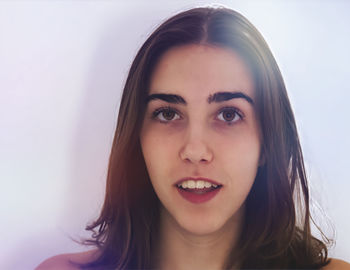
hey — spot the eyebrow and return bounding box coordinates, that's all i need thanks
[145,91,254,105]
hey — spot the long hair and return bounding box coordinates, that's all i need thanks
[72,6,332,269]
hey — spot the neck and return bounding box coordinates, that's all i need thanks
[152,205,244,270]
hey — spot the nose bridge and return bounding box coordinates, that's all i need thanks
[179,116,213,163]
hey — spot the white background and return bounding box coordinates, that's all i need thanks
[1,1,349,269]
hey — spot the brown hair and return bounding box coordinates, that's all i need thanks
[72,6,332,269]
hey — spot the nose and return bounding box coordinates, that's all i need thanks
[179,126,213,164]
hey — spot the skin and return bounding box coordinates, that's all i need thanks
[139,44,262,270]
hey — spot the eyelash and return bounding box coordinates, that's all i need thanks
[151,106,244,126]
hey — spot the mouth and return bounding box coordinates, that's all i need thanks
[174,177,223,204]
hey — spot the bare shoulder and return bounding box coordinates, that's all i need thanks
[322,258,350,270]
[35,249,100,270]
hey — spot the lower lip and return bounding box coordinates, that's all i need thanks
[176,187,222,204]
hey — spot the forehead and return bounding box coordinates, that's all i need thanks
[149,44,255,102]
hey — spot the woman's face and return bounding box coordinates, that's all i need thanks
[140,44,262,235]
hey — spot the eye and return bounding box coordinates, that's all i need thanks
[151,106,181,123]
[151,106,243,125]
[217,107,243,125]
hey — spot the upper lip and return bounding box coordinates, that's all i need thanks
[174,177,223,186]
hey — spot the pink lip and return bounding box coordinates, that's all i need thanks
[174,177,223,187]
[174,177,223,204]
[176,186,222,204]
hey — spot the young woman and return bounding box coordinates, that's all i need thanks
[36,6,350,270]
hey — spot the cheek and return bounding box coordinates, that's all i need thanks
[140,128,174,179]
[217,133,261,180]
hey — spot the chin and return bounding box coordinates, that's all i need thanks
[176,207,244,237]
[177,215,226,236]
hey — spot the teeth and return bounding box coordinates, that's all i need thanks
[196,181,204,188]
[204,182,211,188]
[188,180,195,188]
[178,180,219,189]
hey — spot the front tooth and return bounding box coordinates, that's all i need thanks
[196,180,204,188]
[204,182,211,188]
[188,180,196,188]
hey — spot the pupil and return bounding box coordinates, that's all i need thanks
[224,111,234,121]
[163,110,174,120]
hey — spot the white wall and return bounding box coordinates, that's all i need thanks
[1,1,349,269]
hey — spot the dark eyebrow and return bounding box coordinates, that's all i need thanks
[145,91,254,105]
[208,91,254,105]
[146,93,186,105]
